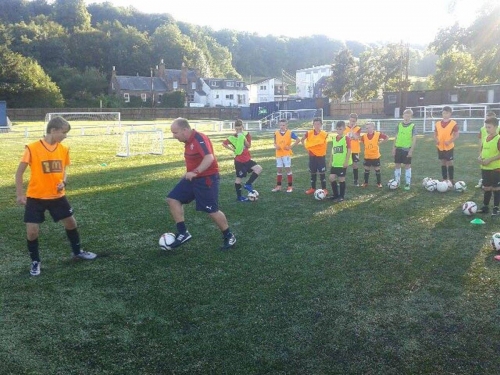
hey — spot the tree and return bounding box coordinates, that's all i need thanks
[0,46,64,107]
[431,50,478,89]
[323,49,357,100]
[52,0,91,31]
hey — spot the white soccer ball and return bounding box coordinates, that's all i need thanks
[436,181,449,193]
[454,181,467,193]
[477,178,483,188]
[445,180,453,190]
[491,233,500,251]
[462,201,477,216]
[247,192,258,201]
[387,179,399,190]
[424,179,437,192]
[314,189,326,200]
[422,177,432,187]
[251,189,259,197]
[159,232,176,250]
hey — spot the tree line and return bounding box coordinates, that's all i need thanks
[0,0,497,108]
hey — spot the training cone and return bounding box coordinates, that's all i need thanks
[470,218,485,224]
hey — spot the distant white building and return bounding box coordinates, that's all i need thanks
[296,65,332,99]
[196,78,249,107]
[248,78,289,103]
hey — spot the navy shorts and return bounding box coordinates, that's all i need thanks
[394,148,412,165]
[330,167,347,177]
[363,158,381,168]
[481,169,500,188]
[167,174,220,214]
[438,149,454,161]
[24,196,74,223]
[308,155,326,173]
[235,160,257,178]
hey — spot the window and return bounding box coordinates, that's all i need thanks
[191,82,196,90]
[388,94,397,104]
[124,93,130,103]
[141,93,147,102]
[226,81,234,87]
[188,94,194,102]
[236,82,243,88]
[226,94,234,100]
[450,94,458,102]
[260,85,267,90]
[158,94,162,103]
[173,81,178,89]
[211,81,219,87]
[238,94,245,105]
[215,94,219,99]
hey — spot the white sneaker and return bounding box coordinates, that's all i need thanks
[30,261,41,276]
[73,250,97,260]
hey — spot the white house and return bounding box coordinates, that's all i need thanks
[196,78,249,107]
[296,65,332,99]
[248,78,289,103]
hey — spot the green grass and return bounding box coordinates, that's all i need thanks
[1,123,500,374]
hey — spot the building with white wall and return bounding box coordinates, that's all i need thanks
[295,65,332,99]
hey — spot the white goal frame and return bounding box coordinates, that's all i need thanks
[116,129,164,157]
[415,104,488,134]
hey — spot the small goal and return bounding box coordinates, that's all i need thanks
[116,130,164,157]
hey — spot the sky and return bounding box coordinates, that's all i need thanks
[85,0,488,45]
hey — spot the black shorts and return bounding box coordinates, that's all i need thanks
[351,153,360,163]
[235,160,257,178]
[308,155,326,173]
[438,149,454,161]
[363,158,381,168]
[394,148,412,165]
[24,196,74,224]
[481,169,500,188]
[330,167,347,177]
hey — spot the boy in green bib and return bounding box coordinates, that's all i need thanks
[478,117,500,215]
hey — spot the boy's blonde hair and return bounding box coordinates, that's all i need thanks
[403,109,413,115]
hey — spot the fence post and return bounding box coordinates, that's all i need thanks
[25,127,28,137]
[463,119,468,132]
[376,121,381,131]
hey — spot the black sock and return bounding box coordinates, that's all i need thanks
[494,191,500,207]
[340,181,346,198]
[484,191,492,206]
[176,221,187,234]
[235,183,242,197]
[310,174,317,189]
[27,238,40,262]
[246,172,259,185]
[222,228,231,237]
[332,181,339,197]
[364,170,369,184]
[441,166,447,180]
[376,170,381,184]
[320,173,326,189]
[353,169,359,181]
[65,228,81,255]
[448,166,454,180]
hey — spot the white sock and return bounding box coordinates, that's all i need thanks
[405,168,412,184]
[395,168,401,183]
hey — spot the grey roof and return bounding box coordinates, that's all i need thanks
[202,78,248,91]
[116,76,168,92]
[196,90,207,96]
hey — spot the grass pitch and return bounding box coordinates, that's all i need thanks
[1,122,500,374]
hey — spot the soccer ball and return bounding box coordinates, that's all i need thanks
[477,178,483,188]
[491,233,500,251]
[454,181,467,193]
[445,180,453,190]
[436,181,449,193]
[159,232,176,250]
[251,189,259,197]
[462,201,477,215]
[422,177,432,187]
[247,191,258,201]
[314,189,326,200]
[387,179,399,190]
[424,179,437,192]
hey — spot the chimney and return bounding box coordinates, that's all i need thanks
[111,66,116,79]
[158,59,165,79]
[181,62,187,85]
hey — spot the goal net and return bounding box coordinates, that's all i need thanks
[416,104,488,134]
[44,112,121,134]
[261,108,323,129]
[116,130,164,157]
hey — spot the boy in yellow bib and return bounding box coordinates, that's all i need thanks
[272,119,301,192]
[478,117,500,215]
[434,106,459,182]
[328,121,351,202]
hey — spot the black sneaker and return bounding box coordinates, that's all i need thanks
[479,206,489,214]
[327,195,339,200]
[492,207,499,216]
[169,231,192,249]
[333,197,345,203]
[221,233,236,250]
